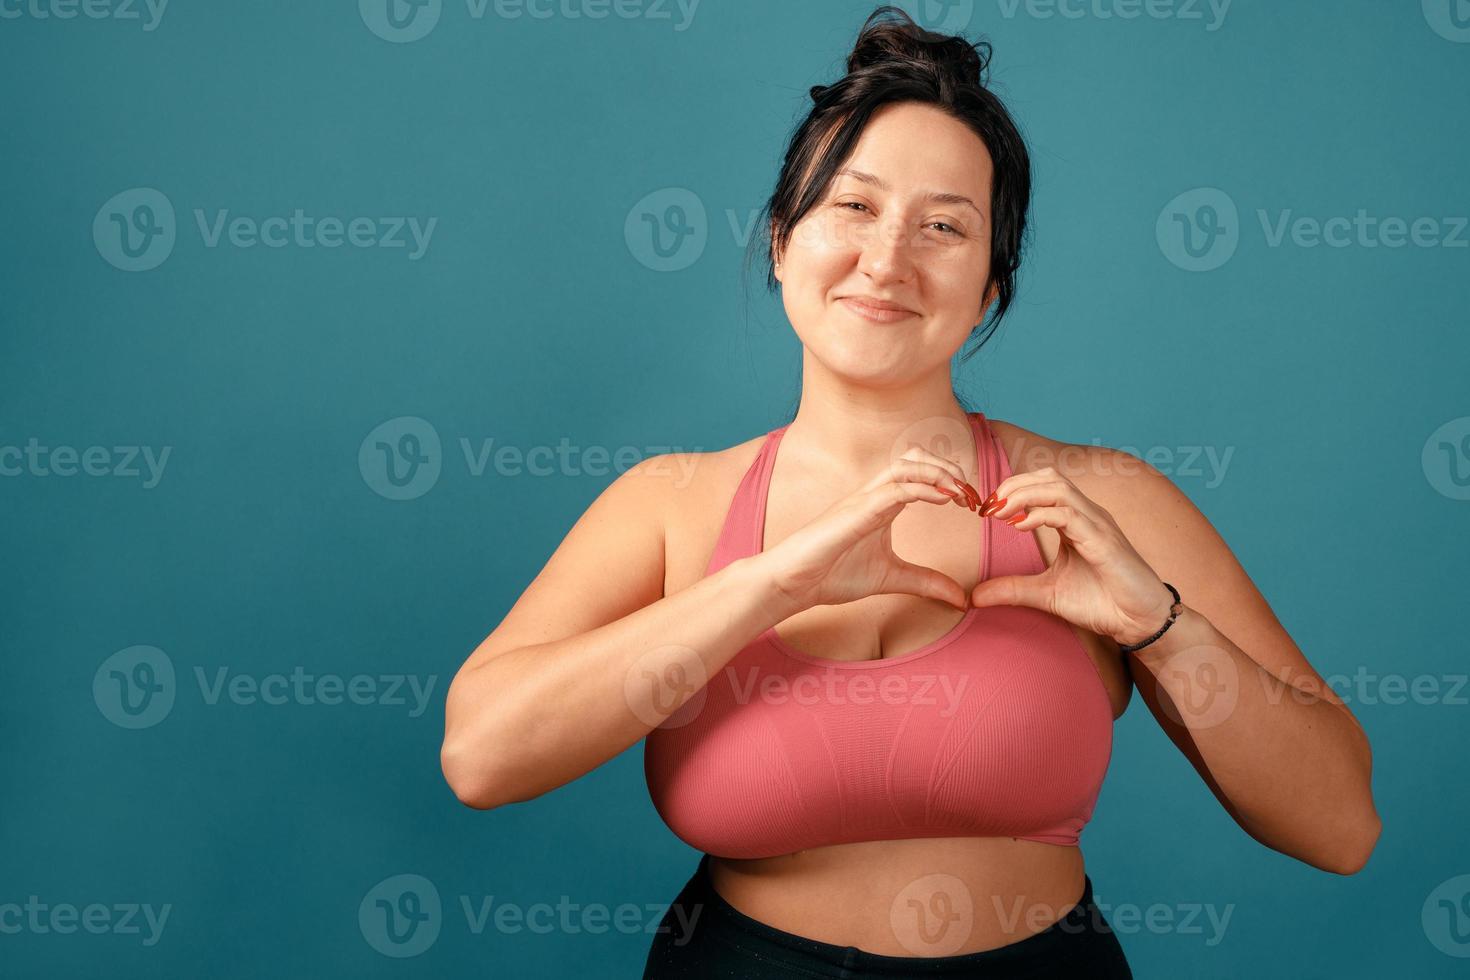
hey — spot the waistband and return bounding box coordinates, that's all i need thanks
[670,853,1115,977]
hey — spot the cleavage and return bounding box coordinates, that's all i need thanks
[774,593,972,662]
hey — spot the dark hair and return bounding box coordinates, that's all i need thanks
[745,5,1032,363]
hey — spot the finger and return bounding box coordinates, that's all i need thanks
[895,445,978,504]
[859,481,969,532]
[882,558,969,611]
[878,480,963,511]
[981,475,1067,515]
[982,477,1109,526]
[868,461,975,508]
[994,504,1113,562]
[979,466,1081,511]
[860,457,943,494]
[878,458,964,495]
[969,572,1049,611]
[937,486,976,510]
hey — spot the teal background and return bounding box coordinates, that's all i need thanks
[2,0,1467,976]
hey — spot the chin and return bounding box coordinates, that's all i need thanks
[810,341,914,385]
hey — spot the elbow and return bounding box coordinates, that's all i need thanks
[1323,811,1382,876]
[440,737,511,811]
[441,666,516,810]
[440,663,551,810]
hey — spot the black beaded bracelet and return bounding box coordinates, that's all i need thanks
[1117,582,1183,654]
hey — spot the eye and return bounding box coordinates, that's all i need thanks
[835,201,870,213]
[929,221,963,237]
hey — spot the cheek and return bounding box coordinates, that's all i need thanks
[935,265,979,305]
[784,246,850,311]
[787,219,843,274]
[934,247,991,309]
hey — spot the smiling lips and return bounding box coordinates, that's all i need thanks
[837,295,918,323]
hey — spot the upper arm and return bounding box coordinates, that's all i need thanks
[1096,448,1352,715]
[455,453,682,673]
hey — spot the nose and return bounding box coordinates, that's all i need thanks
[854,212,916,285]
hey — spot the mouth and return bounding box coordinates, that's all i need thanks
[837,295,919,324]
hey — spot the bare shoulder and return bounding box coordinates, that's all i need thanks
[606,427,770,545]
[986,416,1166,521]
[450,433,767,670]
[986,416,1068,475]
[636,430,768,516]
[655,429,772,594]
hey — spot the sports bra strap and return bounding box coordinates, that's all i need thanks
[703,413,995,578]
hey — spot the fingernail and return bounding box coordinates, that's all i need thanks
[1004,511,1026,525]
[981,495,1006,517]
[962,481,982,507]
[952,481,975,509]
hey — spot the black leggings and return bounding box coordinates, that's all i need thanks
[643,854,1133,979]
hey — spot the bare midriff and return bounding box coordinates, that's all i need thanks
[707,835,1087,956]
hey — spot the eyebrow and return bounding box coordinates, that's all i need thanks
[834,168,983,217]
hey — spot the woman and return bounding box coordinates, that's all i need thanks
[441,7,1381,977]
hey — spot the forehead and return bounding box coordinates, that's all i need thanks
[836,102,993,205]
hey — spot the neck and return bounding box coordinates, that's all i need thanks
[781,352,978,485]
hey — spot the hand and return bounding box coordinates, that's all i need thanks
[762,445,986,614]
[970,466,1175,648]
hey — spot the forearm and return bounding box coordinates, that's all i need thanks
[441,553,802,808]
[1125,605,1381,874]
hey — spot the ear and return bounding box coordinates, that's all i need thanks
[770,223,783,282]
[980,280,1000,316]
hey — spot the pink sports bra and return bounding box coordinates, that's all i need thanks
[643,412,1114,860]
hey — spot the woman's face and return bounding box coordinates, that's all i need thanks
[775,101,997,387]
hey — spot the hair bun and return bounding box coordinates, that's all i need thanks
[845,5,990,87]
